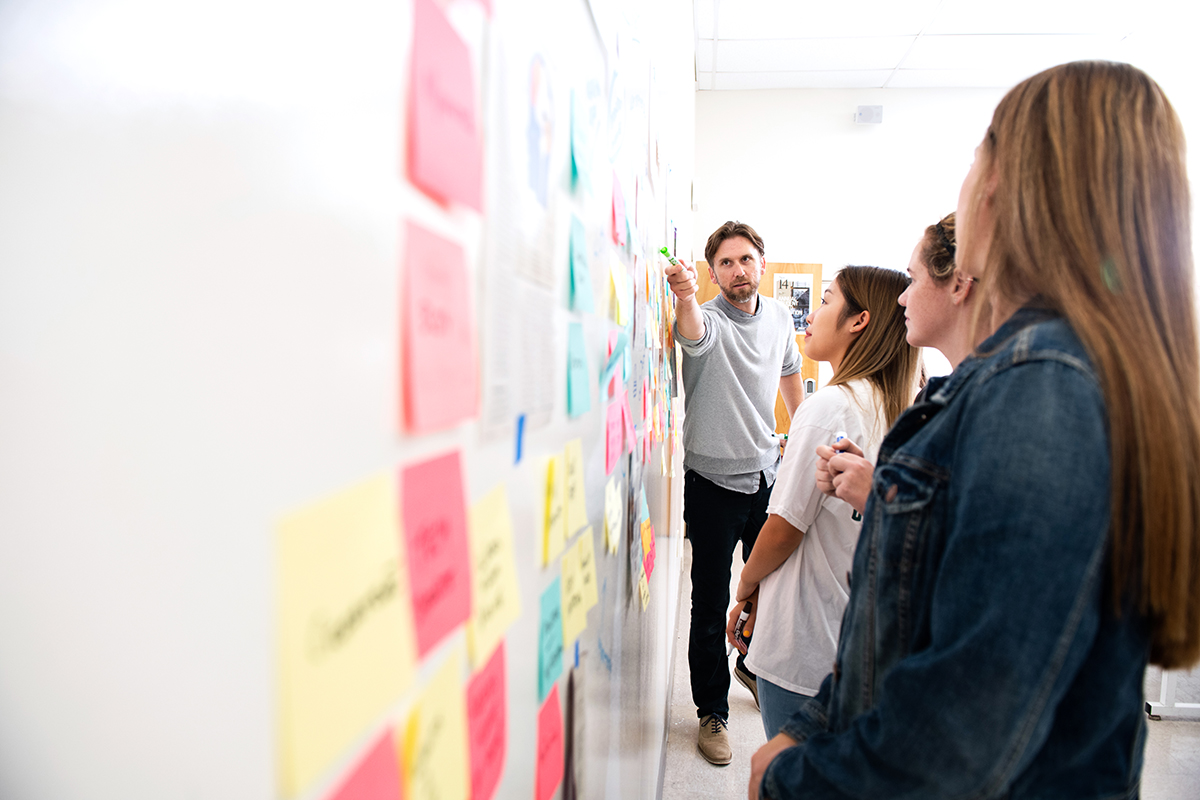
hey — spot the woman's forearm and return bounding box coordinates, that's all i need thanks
[739,513,805,593]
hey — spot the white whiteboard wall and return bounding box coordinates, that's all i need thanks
[0,0,697,798]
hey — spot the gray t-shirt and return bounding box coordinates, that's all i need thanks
[674,293,801,493]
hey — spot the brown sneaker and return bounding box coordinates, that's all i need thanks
[734,662,760,710]
[697,714,732,765]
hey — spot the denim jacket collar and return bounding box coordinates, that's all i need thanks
[924,303,1061,408]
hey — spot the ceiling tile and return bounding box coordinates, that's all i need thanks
[903,34,1123,72]
[714,36,916,73]
[710,70,894,90]
[886,68,1033,89]
[926,0,1140,35]
[714,0,941,39]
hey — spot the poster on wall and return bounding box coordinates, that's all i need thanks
[485,33,558,289]
[774,273,813,333]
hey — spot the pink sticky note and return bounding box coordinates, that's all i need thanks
[611,173,626,246]
[401,451,473,657]
[641,378,650,423]
[536,685,564,800]
[402,221,478,434]
[467,644,507,800]
[605,401,623,475]
[407,0,483,210]
[620,395,636,454]
[327,729,404,800]
[643,522,656,579]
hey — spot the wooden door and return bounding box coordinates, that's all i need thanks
[696,260,823,433]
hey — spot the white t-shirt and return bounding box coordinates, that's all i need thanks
[744,379,889,696]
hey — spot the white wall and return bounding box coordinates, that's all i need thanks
[693,87,1006,273]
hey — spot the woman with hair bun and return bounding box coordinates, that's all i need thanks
[816,212,978,512]
[749,60,1200,800]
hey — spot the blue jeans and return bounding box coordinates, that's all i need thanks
[685,470,770,720]
[757,677,810,739]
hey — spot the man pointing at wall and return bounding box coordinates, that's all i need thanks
[666,221,805,766]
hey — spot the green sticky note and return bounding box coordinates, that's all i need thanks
[567,322,591,417]
[570,216,595,313]
[571,89,592,193]
[539,577,564,702]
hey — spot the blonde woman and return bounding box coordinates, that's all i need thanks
[749,61,1200,800]
[727,265,920,738]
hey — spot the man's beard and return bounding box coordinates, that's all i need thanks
[720,280,757,304]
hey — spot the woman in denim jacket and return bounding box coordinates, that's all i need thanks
[750,61,1200,800]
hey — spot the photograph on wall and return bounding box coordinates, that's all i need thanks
[774,273,813,333]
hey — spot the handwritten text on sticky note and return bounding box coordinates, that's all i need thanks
[402,221,478,433]
[538,578,564,702]
[402,649,469,800]
[276,474,417,797]
[536,685,564,800]
[407,0,482,209]
[467,485,522,669]
[466,643,507,800]
[401,452,473,658]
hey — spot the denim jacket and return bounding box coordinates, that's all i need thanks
[763,307,1150,799]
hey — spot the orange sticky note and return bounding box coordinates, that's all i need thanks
[535,685,564,800]
[402,222,478,433]
[641,519,656,579]
[407,0,482,209]
[401,452,473,658]
[467,644,507,800]
[327,729,404,800]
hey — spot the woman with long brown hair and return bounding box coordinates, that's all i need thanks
[726,265,920,740]
[749,60,1200,799]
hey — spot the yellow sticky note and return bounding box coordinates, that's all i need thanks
[604,476,623,555]
[564,438,589,537]
[467,484,522,669]
[611,259,628,326]
[640,517,653,557]
[577,527,599,612]
[402,649,469,800]
[276,474,417,797]
[543,456,566,566]
[637,570,650,610]
[561,544,587,646]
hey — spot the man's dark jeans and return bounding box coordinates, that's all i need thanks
[685,469,771,720]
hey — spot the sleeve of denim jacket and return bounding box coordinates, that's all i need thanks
[760,357,1111,800]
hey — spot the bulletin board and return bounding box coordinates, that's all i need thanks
[0,1,697,800]
[695,261,823,432]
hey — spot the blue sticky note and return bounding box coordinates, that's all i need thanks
[515,414,526,464]
[639,486,650,522]
[570,216,595,313]
[539,577,564,701]
[598,328,629,389]
[567,322,591,417]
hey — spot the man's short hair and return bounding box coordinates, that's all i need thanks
[704,221,765,268]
